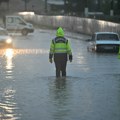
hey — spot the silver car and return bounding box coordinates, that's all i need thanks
[0,27,13,48]
[87,32,120,52]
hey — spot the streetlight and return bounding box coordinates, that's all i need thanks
[84,0,88,17]
[45,0,48,13]
[110,0,114,16]
[22,0,30,11]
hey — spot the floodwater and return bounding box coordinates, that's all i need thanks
[0,29,120,120]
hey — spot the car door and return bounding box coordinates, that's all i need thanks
[15,17,27,31]
[6,17,16,31]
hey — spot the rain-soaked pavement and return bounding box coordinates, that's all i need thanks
[0,29,120,120]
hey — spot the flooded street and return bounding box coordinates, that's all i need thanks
[0,29,120,120]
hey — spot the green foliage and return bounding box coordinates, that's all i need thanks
[115,0,120,15]
[102,1,111,14]
[22,0,30,2]
[65,0,87,15]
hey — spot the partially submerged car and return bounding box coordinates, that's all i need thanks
[87,32,120,52]
[0,27,13,48]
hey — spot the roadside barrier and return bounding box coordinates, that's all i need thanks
[21,14,120,35]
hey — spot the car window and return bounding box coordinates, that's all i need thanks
[97,34,119,41]
[7,17,14,23]
[0,30,8,35]
[15,18,26,25]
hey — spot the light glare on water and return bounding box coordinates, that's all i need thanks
[5,49,14,70]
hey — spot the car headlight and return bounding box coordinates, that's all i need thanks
[6,39,12,44]
[28,24,33,28]
[95,45,97,51]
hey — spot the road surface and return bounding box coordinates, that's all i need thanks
[0,29,120,120]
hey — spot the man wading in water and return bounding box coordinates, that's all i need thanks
[49,27,73,78]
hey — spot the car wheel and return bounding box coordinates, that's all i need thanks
[22,29,28,36]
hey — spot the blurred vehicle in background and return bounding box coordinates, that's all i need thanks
[3,15,34,36]
[0,27,13,48]
[87,32,120,52]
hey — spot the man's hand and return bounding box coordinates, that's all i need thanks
[69,55,73,62]
[49,59,53,63]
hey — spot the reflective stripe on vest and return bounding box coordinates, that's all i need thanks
[52,37,68,53]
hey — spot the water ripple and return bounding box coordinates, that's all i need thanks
[0,87,21,120]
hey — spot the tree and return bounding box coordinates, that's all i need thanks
[0,0,9,9]
[117,0,120,14]
[22,0,30,11]
[65,0,85,15]
[115,0,120,15]
[45,0,47,13]
[0,0,9,4]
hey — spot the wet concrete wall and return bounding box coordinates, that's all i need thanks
[22,14,120,35]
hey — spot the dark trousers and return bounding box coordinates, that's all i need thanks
[54,53,67,77]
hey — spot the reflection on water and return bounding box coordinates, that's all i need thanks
[9,49,49,55]
[0,48,48,56]
[54,78,66,89]
[2,48,48,79]
[5,49,14,79]
[0,86,20,120]
[49,78,71,120]
[0,49,20,120]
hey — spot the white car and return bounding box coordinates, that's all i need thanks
[87,32,120,52]
[4,15,34,36]
[0,27,13,48]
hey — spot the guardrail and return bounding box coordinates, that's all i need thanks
[21,14,120,35]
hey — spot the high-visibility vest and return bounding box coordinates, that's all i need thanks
[50,37,72,55]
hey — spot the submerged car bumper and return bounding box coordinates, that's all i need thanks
[96,44,119,52]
